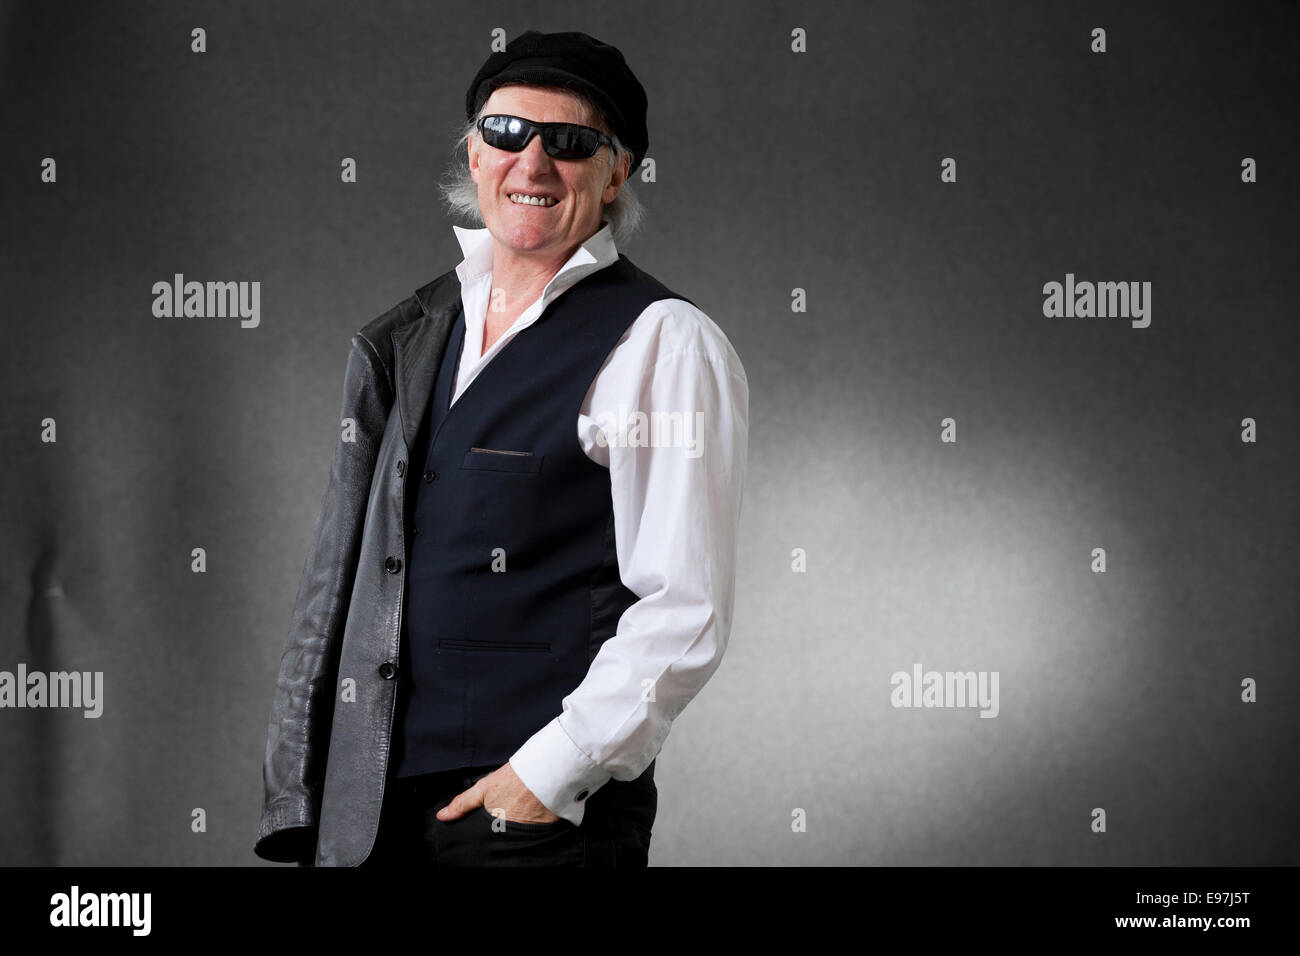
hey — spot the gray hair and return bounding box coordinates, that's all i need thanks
[439,85,645,245]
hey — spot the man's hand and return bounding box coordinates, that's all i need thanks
[435,760,562,825]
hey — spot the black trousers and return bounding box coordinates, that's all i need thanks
[359,764,657,867]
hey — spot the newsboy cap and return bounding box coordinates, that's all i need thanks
[465,30,649,173]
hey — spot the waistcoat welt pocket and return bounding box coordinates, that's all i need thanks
[462,447,545,473]
[437,638,552,653]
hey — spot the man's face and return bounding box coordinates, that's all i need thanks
[469,85,629,261]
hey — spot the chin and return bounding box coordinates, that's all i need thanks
[498,228,557,252]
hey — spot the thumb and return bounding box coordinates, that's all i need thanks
[436,786,482,821]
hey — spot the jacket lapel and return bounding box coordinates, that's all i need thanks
[391,270,462,452]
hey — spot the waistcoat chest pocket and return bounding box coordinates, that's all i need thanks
[458,447,545,555]
[462,447,545,474]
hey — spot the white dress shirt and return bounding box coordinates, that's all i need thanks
[447,220,749,826]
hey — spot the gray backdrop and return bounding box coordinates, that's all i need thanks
[1,0,1296,865]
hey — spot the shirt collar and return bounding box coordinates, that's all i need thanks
[451,220,619,299]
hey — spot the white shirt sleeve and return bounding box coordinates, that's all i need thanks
[508,299,750,826]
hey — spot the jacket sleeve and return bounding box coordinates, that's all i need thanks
[254,333,394,863]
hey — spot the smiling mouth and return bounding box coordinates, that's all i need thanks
[508,192,558,207]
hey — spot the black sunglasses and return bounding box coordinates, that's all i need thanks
[478,114,613,160]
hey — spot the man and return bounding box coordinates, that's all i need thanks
[254,30,748,867]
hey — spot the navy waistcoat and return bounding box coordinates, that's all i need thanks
[393,253,693,785]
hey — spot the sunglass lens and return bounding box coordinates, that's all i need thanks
[482,115,527,150]
[544,125,596,158]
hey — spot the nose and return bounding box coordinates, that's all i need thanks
[515,132,555,171]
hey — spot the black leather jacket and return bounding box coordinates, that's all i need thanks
[255,270,461,866]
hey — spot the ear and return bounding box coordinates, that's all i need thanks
[602,150,631,204]
[468,133,481,184]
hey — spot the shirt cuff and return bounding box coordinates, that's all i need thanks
[509,717,614,827]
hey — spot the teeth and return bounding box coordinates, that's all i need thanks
[509,193,556,206]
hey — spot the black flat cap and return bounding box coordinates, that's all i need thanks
[465,30,648,173]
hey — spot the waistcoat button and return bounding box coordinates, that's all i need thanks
[378,662,396,680]
[575,789,589,801]
[385,556,402,573]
